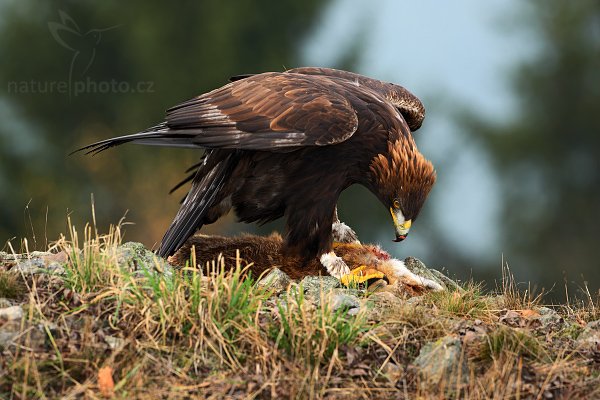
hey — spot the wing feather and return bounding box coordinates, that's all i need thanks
[164,73,359,149]
[75,72,360,155]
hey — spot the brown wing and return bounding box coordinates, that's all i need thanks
[232,67,425,132]
[286,67,425,131]
[166,72,359,149]
[75,72,359,155]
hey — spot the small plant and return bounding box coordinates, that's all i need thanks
[53,216,273,370]
[424,282,492,319]
[499,263,543,310]
[59,217,125,293]
[269,284,369,366]
[0,271,25,299]
[478,325,548,363]
[563,283,600,324]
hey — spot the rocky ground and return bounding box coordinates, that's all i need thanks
[1,234,599,399]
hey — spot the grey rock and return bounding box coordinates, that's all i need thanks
[12,258,47,274]
[330,291,360,312]
[403,257,462,291]
[0,320,46,351]
[104,335,125,350]
[301,276,341,298]
[347,307,361,316]
[0,305,23,321]
[364,291,408,320]
[257,268,291,294]
[0,320,20,349]
[368,291,405,308]
[3,251,67,275]
[1,251,52,261]
[298,276,364,309]
[536,307,564,332]
[116,242,173,277]
[412,336,468,388]
[29,251,52,258]
[46,261,66,274]
[576,320,600,351]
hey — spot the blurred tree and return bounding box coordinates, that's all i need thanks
[0,0,327,250]
[462,1,600,294]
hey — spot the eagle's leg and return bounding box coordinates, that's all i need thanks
[285,202,352,279]
[319,207,354,279]
[331,207,360,244]
[331,207,379,283]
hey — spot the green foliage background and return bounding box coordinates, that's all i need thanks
[460,1,600,295]
[0,0,326,249]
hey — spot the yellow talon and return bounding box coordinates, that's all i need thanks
[340,265,385,286]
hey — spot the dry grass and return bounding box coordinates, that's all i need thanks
[0,270,26,300]
[499,263,544,311]
[423,281,494,320]
[270,287,368,365]
[1,220,599,399]
[477,326,548,363]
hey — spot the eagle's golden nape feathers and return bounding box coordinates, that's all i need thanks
[369,138,436,241]
[370,139,436,191]
[369,139,436,205]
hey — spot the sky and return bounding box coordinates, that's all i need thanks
[301,0,536,268]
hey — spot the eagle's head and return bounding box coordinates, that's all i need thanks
[369,139,436,242]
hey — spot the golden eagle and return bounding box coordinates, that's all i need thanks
[78,67,436,279]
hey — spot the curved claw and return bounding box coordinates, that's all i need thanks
[340,265,385,286]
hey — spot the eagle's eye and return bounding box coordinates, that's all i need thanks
[393,199,400,209]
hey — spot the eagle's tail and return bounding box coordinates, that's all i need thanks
[157,152,238,258]
[71,123,199,156]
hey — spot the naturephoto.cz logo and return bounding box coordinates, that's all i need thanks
[7,11,154,98]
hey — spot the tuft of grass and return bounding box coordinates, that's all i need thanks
[59,225,272,369]
[1,219,282,397]
[499,263,543,310]
[0,270,25,299]
[60,217,125,293]
[562,282,600,324]
[269,285,369,366]
[477,325,549,363]
[423,282,493,319]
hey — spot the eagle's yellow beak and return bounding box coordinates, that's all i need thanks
[390,207,411,242]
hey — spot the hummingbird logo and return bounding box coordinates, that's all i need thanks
[48,11,120,91]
